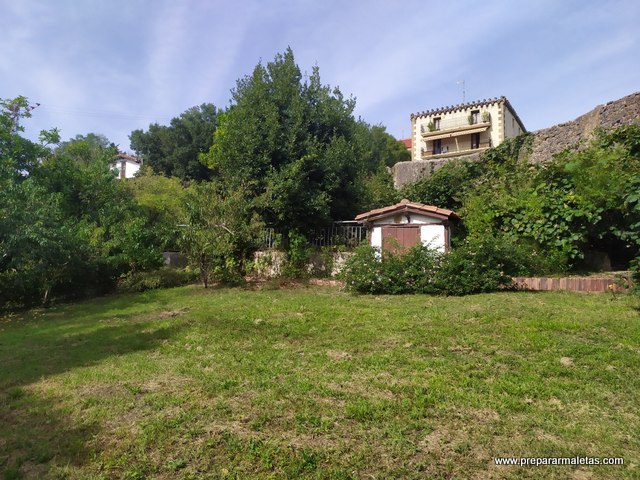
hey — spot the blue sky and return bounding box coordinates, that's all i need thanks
[2,0,639,152]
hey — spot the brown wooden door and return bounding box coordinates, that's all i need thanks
[381,225,420,255]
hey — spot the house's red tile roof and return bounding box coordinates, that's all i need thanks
[355,199,457,223]
[115,153,141,164]
[400,138,412,150]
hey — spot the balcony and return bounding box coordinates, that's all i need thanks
[421,120,490,140]
[421,143,491,160]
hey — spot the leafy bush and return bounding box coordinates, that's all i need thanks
[342,237,553,296]
[630,257,640,295]
[117,268,197,293]
[434,238,537,295]
[341,244,442,295]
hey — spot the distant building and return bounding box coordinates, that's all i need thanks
[410,96,525,161]
[110,153,142,179]
[400,138,412,152]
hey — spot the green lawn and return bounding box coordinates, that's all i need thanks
[1,285,639,479]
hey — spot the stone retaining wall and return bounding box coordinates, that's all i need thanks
[391,153,481,189]
[251,250,354,278]
[528,91,640,164]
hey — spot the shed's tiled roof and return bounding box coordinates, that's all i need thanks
[355,199,457,223]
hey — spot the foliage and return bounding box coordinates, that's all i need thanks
[356,123,410,171]
[360,170,399,212]
[342,237,554,296]
[1,98,166,309]
[406,127,640,273]
[281,230,312,278]
[434,237,548,295]
[402,158,483,211]
[125,167,187,250]
[341,244,442,295]
[179,183,263,287]
[130,103,218,181]
[116,268,197,293]
[202,48,373,237]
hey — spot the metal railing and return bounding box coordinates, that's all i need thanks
[309,222,368,248]
[259,222,368,250]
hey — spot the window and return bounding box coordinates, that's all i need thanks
[471,133,480,149]
[433,117,441,130]
[470,110,479,125]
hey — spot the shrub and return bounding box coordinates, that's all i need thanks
[117,268,197,293]
[342,237,552,296]
[434,240,517,295]
[630,257,640,295]
[341,244,442,295]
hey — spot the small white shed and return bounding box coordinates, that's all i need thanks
[355,199,456,254]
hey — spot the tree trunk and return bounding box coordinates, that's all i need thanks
[42,287,51,308]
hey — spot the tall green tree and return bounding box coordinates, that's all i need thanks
[202,48,367,237]
[130,103,218,181]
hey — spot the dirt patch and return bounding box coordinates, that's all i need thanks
[157,308,189,319]
[327,350,352,361]
[570,468,594,479]
[560,357,575,367]
[19,461,50,480]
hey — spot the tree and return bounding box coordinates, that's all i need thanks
[180,183,263,287]
[202,48,367,238]
[126,166,187,250]
[1,101,166,309]
[130,103,218,181]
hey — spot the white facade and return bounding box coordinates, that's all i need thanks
[410,96,525,162]
[110,154,141,179]
[369,213,447,252]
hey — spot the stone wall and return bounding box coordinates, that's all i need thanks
[391,153,481,189]
[528,91,640,164]
[251,250,354,278]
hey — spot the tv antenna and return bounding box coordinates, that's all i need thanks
[456,80,466,104]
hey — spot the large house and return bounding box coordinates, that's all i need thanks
[409,96,525,162]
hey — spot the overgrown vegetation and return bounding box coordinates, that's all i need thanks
[1,49,410,308]
[403,125,640,272]
[0,99,167,309]
[1,286,638,478]
[342,238,551,295]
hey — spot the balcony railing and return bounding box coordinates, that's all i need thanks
[421,119,490,136]
[421,142,491,159]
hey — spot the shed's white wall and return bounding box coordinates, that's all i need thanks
[125,160,140,178]
[371,226,382,249]
[370,221,446,252]
[420,224,446,252]
[110,160,141,179]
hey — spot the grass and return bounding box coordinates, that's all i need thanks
[0,284,639,479]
